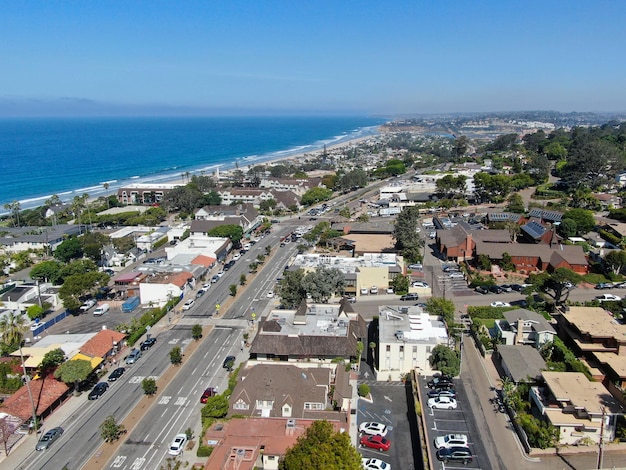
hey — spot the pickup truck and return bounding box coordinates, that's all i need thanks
[80,299,97,312]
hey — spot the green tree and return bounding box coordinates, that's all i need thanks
[30,260,63,284]
[54,359,93,394]
[58,271,109,311]
[338,207,351,219]
[229,284,237,296]
[301,266,345,303]
[277,269,307,308]
[142,377,157,395]
[506,193,525,213]
[39,348,66,376]
[201,394,229,420]
[301,187,333,206]
[100,415,126,443]
[0,311,27,356]
[557,218,577,238]
[425,298,456,326]
[429,344,460,377]
[26,304,45,321]
[54,237,83,263]
[604,250,626,276]
[527,268,582,304]
[393,206,423,262]
[391,274,409,294]
[169,346,182,365]
[206,224,244,244]
[279,420,362,470]
[561,208,595,235]
[191,324,203,341]
[202,190,222,206]
[385,159,406,176]
[259,199,277,212]
[239,273,247,286]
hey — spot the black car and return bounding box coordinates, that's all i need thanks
[223,355,236,371]
[436,446,473,464]
[489,285,504,294]
[400,293,419,301]
[427,388,457,399]
[140,337,157,350]
[107,367,126,382]
[510,284,524,292]
[428,376,453,388]
[88,382,109,400]
[224,260,236,271]
[474,286,489,295]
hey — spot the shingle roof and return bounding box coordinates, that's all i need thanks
[498,345,546,383]
[502,308,555,334]
[474,240,587,266]
[528,209,563,222]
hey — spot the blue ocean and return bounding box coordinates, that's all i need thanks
[0,116,385,210]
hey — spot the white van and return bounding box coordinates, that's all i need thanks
[93,303,110,316]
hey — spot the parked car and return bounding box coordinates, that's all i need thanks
[427,389,457,399]
[200,387,218,403]
[345,296,357,303]
[510,284,524,292]
[267,291,274,298]
[140,337,157,350]
[370,286,379,294]
[360,288,369,295]
[474,286,489,295]
[232,253,241,261]
[359,422,390,436]
[408,263,423,270]
[427,375,453,388]
[500,284,513,292]
[168,433,188,456]
[80,299,97,312]
[211,275,220,283]
[195,289,206,298]
[182,299,195,310]
[411,281,429,288]
[88,382,109,400]
[362,458,392,470]
[434,433,469,449]
[490,301,511,308]
[596,294,622,302]
[125,348,142,365]
[35,427,64,451]
[107,367,126,382]
[436,446,473,464]
[93,303,110,316]
[427,396,458,409]
[360,434,391,452]
[223,355,236,371]
[448,272,465,279]
[224,260,236,270]
[400,293,419,301]
[595,283,614,290]
[489,285,504,294]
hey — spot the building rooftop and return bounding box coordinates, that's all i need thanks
[542,371,623,415]
[378,305,448,345]
[292,253,399,274]
[261,303,351,338]
[562,306,626,341]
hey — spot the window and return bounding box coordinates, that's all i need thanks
[426,346,431,353]
[399,345,404,353]
[412,346,417,353]
[386,345,391,352]
[304,403,324,410]
[233,400,249,410]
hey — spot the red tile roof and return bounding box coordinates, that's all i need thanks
[80,330,126,358]
[0,378,69,421]
[192,255,217,267]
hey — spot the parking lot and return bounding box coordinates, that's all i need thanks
[357,379,421,470]
[419,375,489,469]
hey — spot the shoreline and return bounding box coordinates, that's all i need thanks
[5,125,382,214]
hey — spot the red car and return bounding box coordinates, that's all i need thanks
[200,387,218,403]
[360,434,391,452]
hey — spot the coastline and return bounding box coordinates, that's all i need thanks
[8,126,382,213]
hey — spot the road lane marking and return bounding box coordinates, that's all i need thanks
[158,396,171,405]
[111,455,126,467]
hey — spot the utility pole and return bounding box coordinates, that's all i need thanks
[597,405,606,469]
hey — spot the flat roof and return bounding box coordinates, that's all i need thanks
[542,371,623,415]
[263,304,353,338]
[563,306,626,341]
[378,305,448,344]
[593,352,626,379]
[292,253,399,274]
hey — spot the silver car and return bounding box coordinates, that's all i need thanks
[36,427,64,451]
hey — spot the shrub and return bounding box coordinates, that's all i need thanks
[197,445,214,457]
[358,383,370,397]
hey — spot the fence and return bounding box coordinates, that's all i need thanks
[32,310,69,337]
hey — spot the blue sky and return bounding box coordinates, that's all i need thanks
[1,0,625,116]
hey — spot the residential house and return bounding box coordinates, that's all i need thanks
[249,300,366,363]
[0,378,69,424]
[495,345,546,384]
[229,363,349,419]
[80,329,127,363]
[194,204,262,233]
[519,222,562,245]
[436,221,511,261]
[0,225,83,254]
[592,193,621,210]
[139,271,194,307]
[116,183,181,205]
[495,308,556,347]
[377,306,448,380]
[527,209,563,224]
[530,371,624,445]
[259,176,323,195]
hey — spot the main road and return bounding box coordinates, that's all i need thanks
[17,223,301,470]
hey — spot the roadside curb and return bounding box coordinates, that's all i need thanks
[82,324,214,470]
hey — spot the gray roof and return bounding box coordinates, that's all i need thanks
[502,309,556,335]
[521,221,547,240]
[487,212,523,223]
[437,221,511,249]
[528,209,563,222]
[474,240,587,266]
[498,345,546,383]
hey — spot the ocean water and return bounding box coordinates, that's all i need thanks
[0,116,384,211]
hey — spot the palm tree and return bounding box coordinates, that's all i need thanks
[103,183,110,209]
[369,341,377,370]
[0,311,38,431]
